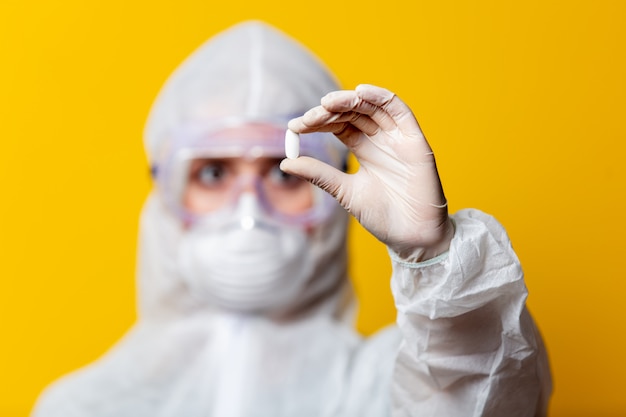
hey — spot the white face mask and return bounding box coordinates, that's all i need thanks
[177,193,315,313]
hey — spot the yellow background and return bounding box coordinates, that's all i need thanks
[1,1,625,416]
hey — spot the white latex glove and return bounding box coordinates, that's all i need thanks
[280,84,454,262]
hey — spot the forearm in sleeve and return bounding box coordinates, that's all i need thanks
[389,209,552,417]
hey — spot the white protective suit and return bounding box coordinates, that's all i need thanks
[32,21,552,417]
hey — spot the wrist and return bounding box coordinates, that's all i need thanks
[389,216,455,263]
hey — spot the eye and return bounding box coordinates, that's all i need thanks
[194,161,226,187]
[267,164,302,188]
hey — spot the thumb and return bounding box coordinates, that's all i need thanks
[280,156,348,201]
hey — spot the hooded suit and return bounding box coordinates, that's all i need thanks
[32,21,551,417]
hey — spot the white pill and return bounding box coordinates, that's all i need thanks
[285,129,300,159]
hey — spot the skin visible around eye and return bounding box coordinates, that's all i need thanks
[183,157,314,215]
[197,163,224,186]
[189,159,231,189]
[266,163,302,188]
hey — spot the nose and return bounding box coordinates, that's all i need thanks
[235,192,262,230]
[238,173,258,194]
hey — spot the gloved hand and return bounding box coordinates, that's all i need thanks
[280,84,454,262]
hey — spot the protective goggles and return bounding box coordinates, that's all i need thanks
[153,122,345,226]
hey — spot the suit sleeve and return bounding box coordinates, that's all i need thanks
[389,209,552,417]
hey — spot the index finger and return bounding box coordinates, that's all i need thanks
[320,90,397,132]
[355,84,423,136]
[288,103,382,138]
[287,105,344,133]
